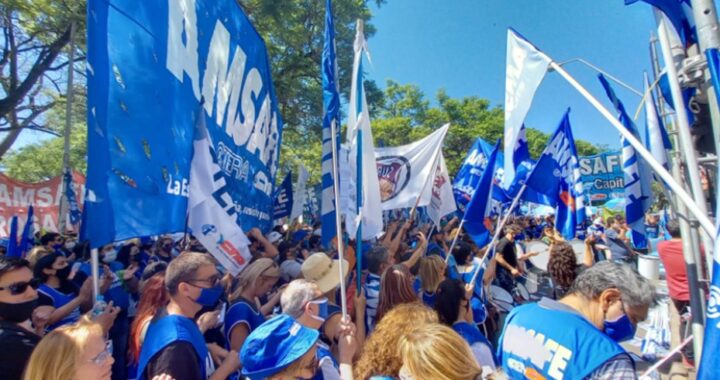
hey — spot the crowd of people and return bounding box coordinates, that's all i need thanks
[0,209,671,380]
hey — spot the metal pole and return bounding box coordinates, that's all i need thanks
[58,21,75,234]
[329,117,347,319]
[90,248,100,302]
[548,60,716,236]
[555,58,644,96]
[657,13,715,275]
[690,0,720,153]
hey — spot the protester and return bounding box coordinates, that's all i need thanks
[604,217,636,265]
[40,232,64,254]
[136,252,237,380]
[494,226,525,293]
[354,302,438,379]
[448,241,492,324]
[644,214,661,240]
[426,229,449,258]
[499,261,655,379]
[128,267,169,379]
[225,258,281,355]
[435,278,496,370]
[23,318,113,380]
[301,252,349,345]
[0,257,42,380]
[547,241,593,299]
[363,246,394,331]
[375,264,418,323]
[154,236,176,263]
[398,323,485,380]
[34,252,94,330]
[248,228,279,259]
[417,255,446,308]
[657,219,695,366]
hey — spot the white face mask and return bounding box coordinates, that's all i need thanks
[103,249,118,263]
[65,241,77,251]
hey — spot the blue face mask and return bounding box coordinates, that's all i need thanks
[194,285,224,307]
[309,297,329,322]
[604,313,636,342]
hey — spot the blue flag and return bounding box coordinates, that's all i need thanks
[18,206,34,257]
[453,138,505,212]
[273,172,294,220]
[320,0,341,248]
[625,0,695,46]
[86,0,283,248]
[64,170,81,226]
[6,216,19,258]
[524,110,585,239]
[463,140,501,248]
[599,74,653,249]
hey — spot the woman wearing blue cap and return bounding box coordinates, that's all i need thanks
[241,313,357,380]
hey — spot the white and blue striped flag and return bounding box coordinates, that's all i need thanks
[643,72,672,173]
[321,0,342,248]
[599,74,653,250]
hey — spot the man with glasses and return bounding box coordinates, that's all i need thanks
[137,252,238,380]
[498,261,655,380]
[0,257,42,380]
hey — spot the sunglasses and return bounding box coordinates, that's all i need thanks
[0,278,40,295]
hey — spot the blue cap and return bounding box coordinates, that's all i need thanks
[240,314,319,379]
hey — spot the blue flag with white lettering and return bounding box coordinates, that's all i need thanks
[273,172,294,220]
[625,0,695,46]
[463,140,501,248]
[453,138,505,212]
[321,0,341,248]
[524,110,585,239]
[599,74,653,250]
[86,0,283,247]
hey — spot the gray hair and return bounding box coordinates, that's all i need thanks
[569,261,656,308]
[281,279,320,318]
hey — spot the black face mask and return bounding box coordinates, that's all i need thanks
[55,266,71,280]
[161,244,173,253]
[0,298,38,323]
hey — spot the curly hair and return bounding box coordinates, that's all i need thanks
[375,264,418,323]
[547,242,578,290]
[353,302,438,380]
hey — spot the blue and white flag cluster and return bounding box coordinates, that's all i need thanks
[599,74,653,249]
[625,0,695,46]
[453,138,505,212]
[524,110,585,240]
[320,0,342,248]
[273,172,294,220]
[643,72,673,184]
[86,0,282,247]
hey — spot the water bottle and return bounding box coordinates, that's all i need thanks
[92,295,108,317]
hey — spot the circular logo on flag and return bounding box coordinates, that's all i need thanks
[376,155,411,202]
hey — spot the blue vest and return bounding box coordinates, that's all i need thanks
[38,284,80,330]
[79,263,130,310]
[421,291,437,308]
[426,242,446,258]
[499,303,630,380]
[311,342,339,380]
[137,315,210,380]
[453,321,497,365]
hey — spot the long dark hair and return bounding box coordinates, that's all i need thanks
[375,265,418,323]
[434,278,465,325]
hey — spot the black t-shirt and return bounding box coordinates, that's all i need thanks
[496,237,518,268]
[0,320,41,380]
[144,341,203,380]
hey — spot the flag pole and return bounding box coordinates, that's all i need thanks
[330,117,347,319]
[548,62,715,238]
[59,21,76,234]
[469,185,527,285]
[444,219,466,264]
[409,145,444,219]
[355,119,363,297]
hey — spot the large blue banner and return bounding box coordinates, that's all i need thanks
[86,0,283,247]
[578,151,624,204]
[453,138,505,212]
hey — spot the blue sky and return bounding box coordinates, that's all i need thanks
[365,0,662,150]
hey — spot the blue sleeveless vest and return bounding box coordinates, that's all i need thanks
[311,342,339,380]
[453,321,497,365]
[136,315,210,380]
[421,291,437,308]
[38,284,80,330]
[499,303,630,380]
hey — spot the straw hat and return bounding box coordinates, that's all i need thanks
[301,253,348,294]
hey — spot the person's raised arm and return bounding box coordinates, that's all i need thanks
[401,232,427,270]
[248,228,278,258]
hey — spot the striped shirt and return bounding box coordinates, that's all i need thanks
[363,273,381,332]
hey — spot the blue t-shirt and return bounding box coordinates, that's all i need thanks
[224,298,265,345]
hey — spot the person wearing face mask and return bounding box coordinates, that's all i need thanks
[155,237,176,263]
[137,252,239,380]
[0,257,42,380]
[498,261,655,379]
[40,233,65,254]
[35,252,94,330]
[281,279,361,380]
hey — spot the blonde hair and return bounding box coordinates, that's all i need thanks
[418,256,446,293]
[398,323,482,380]
[27,246,50,269]
[230,258,280,302]
[24,317,104,380]
[354,303,438,380]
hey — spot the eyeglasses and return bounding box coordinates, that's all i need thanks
[89,341,113,365]
[0,278,40,295]
[186,274,220,287]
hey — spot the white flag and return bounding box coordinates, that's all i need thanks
[503,28,551,187]
[374,124,450,210]
[643,72,671,170]
[427,154,456,227]
[188,113,251,276]
[291,165,309,220]
[345,21,383,240]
